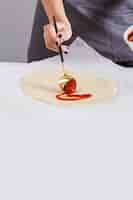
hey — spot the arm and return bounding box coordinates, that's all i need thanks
[42,0,72,53]
[41,0,68,23]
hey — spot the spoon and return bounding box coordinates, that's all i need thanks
[53,16,77,93]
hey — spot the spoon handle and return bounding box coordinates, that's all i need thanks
[53,16,65,74]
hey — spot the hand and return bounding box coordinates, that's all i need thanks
[43,19,72,53]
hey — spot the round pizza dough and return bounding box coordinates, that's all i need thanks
[21,68,117,107]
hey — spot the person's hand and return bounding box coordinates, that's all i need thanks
[43,19,72,53]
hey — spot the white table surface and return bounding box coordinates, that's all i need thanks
[0,42,133,200]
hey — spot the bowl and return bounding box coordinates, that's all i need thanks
[124,25,133,51]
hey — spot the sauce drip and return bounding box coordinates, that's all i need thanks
[56,93,93,101]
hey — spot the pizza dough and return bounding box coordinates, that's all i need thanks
[21,68,117,107]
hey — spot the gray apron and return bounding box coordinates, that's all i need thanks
[28,0,133,67]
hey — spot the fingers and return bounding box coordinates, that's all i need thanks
[57,28,72,42]
[43,24,56,45]
[43,22,72,53]
[43,24,58,52]
[57,23,72,43]
[60,45,69,54]
[43,23,66,45]
[45,41,69,54]
[44,32,69,54]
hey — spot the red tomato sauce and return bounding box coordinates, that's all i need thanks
[56,77,93,101]
[56,93,93,101]
[128,31,133,41]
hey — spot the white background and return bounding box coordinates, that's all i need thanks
[0,42,133,199]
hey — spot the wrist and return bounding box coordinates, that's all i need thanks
[49,14,70,25]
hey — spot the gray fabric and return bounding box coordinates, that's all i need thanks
[65,0,133,16]
[65,0,133,62]
[28,0,133,66]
